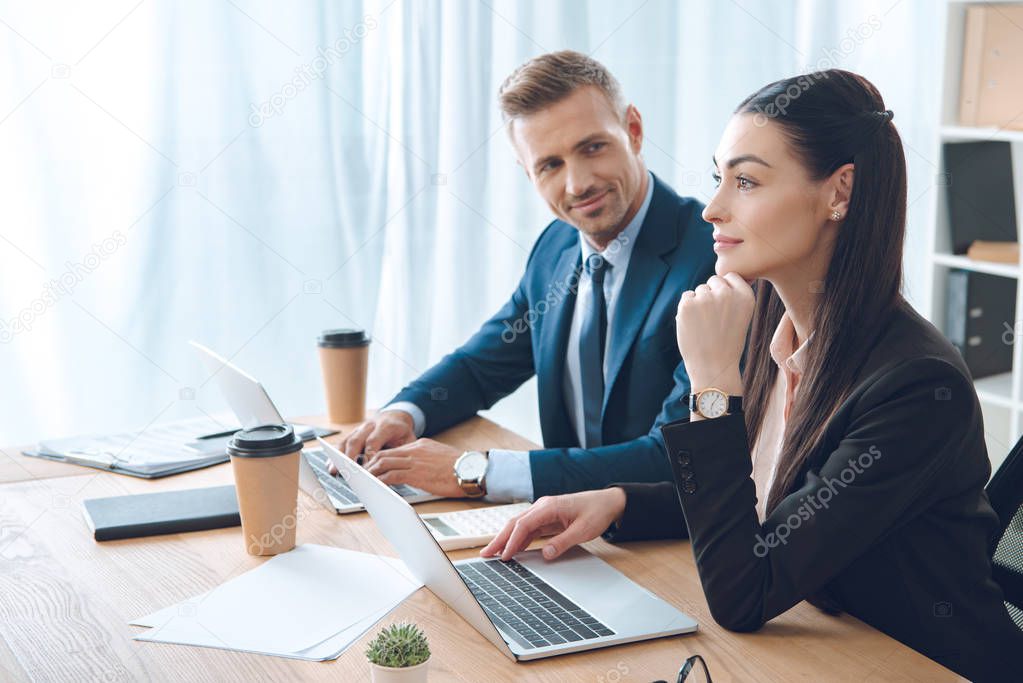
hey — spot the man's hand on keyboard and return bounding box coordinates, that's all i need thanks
[328,410,416,474]
[480,488,627,562]
[362,438,466,498]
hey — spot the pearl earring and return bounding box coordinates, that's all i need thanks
[831,210,842,221]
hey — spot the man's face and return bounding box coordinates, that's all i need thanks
[509,86,646,246]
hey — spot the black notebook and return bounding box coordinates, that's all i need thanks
[82,485,241,541]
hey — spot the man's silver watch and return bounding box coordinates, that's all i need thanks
[454,450,488,497]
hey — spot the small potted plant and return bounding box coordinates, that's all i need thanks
[365,621,431,682]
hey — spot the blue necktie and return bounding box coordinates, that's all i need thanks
[579,254,611,448]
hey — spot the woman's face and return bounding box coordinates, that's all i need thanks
[702,114,843,282]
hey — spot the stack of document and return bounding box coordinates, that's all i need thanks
[23,415,325,478]
[131,544,423,660]
[26,415,239,477]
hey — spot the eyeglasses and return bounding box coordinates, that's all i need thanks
[652,654,713,683]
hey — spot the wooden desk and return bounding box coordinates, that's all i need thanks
[0,416,962,682]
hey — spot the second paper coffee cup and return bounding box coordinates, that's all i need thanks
[227,424,303,556]
[317,328,370,424]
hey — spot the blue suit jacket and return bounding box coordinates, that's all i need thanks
[390,174,716,497]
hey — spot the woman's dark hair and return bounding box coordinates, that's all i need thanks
[735,70,907,515]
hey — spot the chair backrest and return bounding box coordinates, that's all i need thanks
[986,434,1023,627]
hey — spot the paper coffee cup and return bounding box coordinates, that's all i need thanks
[227,424,303,556]
[317,328,370,424]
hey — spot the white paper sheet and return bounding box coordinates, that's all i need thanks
[131,545,422,660]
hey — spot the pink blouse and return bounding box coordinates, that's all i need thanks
[751,311,811,522]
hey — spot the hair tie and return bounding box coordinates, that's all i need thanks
[876,109,894,121]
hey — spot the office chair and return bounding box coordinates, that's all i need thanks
[987,434,1023,629]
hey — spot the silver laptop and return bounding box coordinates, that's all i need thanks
[319,437,697,661]
[189,341,441,514]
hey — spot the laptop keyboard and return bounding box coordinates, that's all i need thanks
[457,558,614,649]
[303,449,420,506]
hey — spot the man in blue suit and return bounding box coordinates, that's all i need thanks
[334,51,715,502]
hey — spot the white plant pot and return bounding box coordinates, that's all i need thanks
[368,658,429,683]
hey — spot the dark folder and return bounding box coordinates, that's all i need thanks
[82,485,241,541]
[945,270,1016,380]
[943,141,1018,254]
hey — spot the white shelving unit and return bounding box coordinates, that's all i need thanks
[929,1,1023,471]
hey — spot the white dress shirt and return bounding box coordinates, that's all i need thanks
[751,311,812,522]
[385,171,655,501]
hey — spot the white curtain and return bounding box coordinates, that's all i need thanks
[0,0,942,446]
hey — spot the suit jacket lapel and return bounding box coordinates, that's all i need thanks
[602,178,679,415]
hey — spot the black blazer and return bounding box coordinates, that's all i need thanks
[605,297,1023,682]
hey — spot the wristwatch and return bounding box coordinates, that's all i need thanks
[686,388,743,419]
[454,450,489,498]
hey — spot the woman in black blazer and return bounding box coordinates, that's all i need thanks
[482,70,1023,682]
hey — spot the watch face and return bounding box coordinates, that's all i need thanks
[457,451,488,480]
[696,390,728,418]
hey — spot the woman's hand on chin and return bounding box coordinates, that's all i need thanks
[676,272,754,396]
[479,488,627,561]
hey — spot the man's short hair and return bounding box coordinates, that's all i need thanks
[498,50,626,122]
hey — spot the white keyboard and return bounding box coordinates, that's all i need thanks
[420,502,534,550]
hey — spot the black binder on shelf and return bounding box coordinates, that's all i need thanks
[82,485,241,541]
[945,270,1016,380]
[943,141,1017,254]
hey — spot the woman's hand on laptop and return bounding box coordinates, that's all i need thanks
[480,488,627,562]
[327,410,416,474]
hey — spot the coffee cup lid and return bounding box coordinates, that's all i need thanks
[317,328,370,348]
[227,424,304,458]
